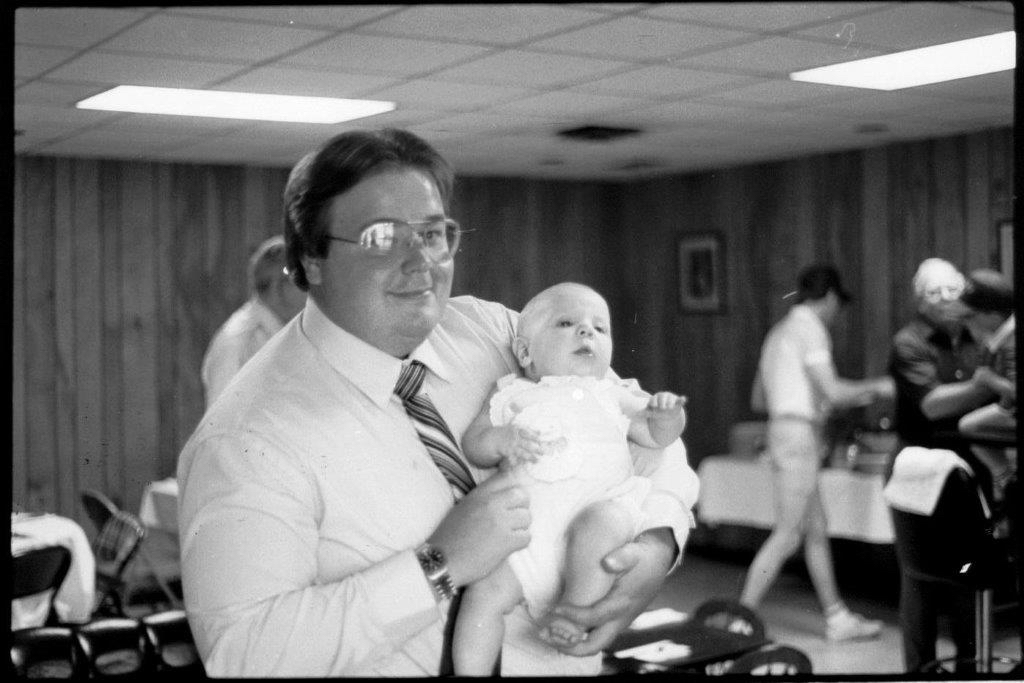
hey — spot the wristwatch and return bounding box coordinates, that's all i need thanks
[415,543,457,602]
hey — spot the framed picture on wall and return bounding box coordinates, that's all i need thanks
[677,232,725,313]
[999,219,1013,282]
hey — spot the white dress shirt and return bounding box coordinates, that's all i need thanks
[177,295,698,677]
[200,297,284,408]
[757,304,834,422]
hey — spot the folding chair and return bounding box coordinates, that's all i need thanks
[889,461,1019,673]
[11,545,73,627]
[82,489,182,615]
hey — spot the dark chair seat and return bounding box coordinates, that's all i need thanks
[726,644,813,675]
[74,618,150,678]
[142,610,205,677]
[10,626,81,679]
[11,545,73,626]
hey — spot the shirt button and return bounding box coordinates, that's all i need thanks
[955,370,964,380]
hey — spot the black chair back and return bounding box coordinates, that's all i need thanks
[11,545,73,626]
[890,467,1000,588]
[10,626,81,679]
[74,618,151,678]
[80,489,118,536]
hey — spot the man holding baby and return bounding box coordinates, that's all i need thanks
[176,128,698,676]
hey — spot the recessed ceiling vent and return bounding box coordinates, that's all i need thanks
[557,125,641,142]
[614,159,664,172]
[854,123,889,134]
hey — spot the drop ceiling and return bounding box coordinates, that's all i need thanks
[13,2,1016,180]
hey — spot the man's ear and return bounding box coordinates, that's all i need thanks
[513,336,531,370]
[302,257,322,286]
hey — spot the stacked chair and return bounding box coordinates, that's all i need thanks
[80,489,181,616]
[9,610,205,680]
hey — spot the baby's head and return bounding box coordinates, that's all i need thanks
[514,283,613,382]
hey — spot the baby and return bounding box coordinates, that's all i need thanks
[454,282,687,676]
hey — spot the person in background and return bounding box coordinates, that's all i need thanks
[176,128,698,677]
[957,268,1015,503]
[454,282,689,675]
[200,235,306,407]
[743,265,894,642]
[888,257,998,673]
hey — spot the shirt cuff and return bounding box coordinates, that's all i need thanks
[358,549,446,639]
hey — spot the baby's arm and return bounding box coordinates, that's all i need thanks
[619,387,687,449]
[461,400,547,469]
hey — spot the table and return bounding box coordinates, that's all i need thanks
[11,513,96,629]
[135,478,181,589]
[697,455,894,544]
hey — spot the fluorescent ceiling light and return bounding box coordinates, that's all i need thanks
[790,31,1015,91]
[76,85,395,123]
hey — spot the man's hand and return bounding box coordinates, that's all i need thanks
[429,471,531,587]
[539,527,676,656]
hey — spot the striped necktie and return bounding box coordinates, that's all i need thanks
[395,360,475,499]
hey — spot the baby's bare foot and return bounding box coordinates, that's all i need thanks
[541,615,587,646]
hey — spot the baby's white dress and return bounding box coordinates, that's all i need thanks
[488,373,653,617]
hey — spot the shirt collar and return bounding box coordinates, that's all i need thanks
[299,297,454,408]
[791,303,825,329]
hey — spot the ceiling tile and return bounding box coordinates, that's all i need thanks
[215,67,400,98]
[791,2,1015,50]
[15,45,79,80]
[167,5,404,29]
[641,3,887,31]
[46,52,249,88]
[411,110,554,137]
[15,103,119,130]
[571,64,757,98]
[672,35,887,75]
[15,80,112,107]
[101,13,332,61]
[499,90,641,117]
[280,33,491,76]
[357,4,607,45]
[696,78,862,109]
[525,15,755,60]
[909,70,1015,104]
[15,7,151,48]
[429,50,633,88]
[366,80,538,111]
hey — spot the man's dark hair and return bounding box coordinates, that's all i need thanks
[283,128,455,291]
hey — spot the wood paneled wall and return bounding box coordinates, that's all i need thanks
[12,127,1013,524]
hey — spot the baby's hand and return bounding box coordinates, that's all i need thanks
[647,392,687,423]
[498,425,548,464]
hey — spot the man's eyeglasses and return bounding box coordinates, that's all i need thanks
[327,218,462,260]
[921,284,964,304]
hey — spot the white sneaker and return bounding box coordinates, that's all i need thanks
[826,610,883,642]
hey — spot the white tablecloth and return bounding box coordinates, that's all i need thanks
[136,478,181,584]
[11,513,96,629]
[139,478,178,533]
[696,456,894,544]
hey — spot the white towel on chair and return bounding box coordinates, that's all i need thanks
[883,447,972,516]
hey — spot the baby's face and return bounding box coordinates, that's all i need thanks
[518,288,613,380]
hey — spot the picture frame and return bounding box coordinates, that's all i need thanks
[998,219,1013,282]
[677,232,725,313]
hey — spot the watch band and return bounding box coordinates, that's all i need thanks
[415,543,457,601]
